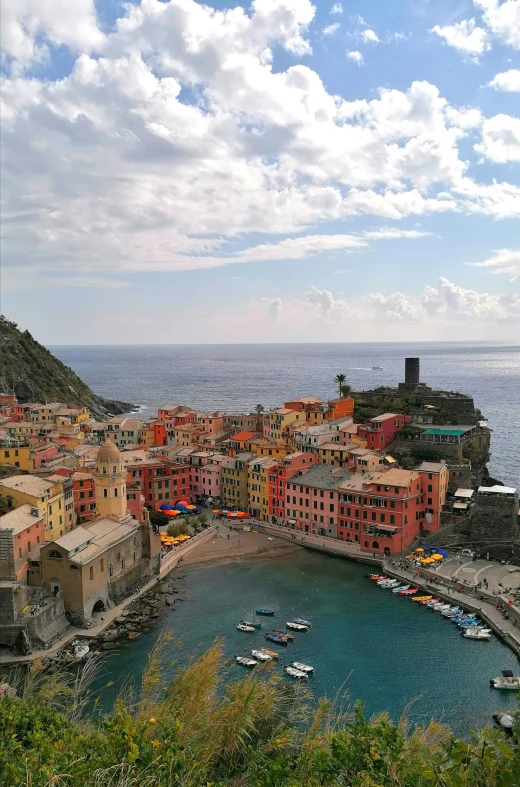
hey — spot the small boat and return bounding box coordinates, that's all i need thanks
[286,621,308,632]
[372,366,383,370]
[272,628,294,641]
[433,604,451,613]
[284,666,308,680]
[237,623,256,632]
[399,587,418,596]
[425,598,441,607]
[73,643,90,661]
[236,655,258,668]
[240,619,262,629]
[493,712,514,734]
[265,632,289,646]
[252,649,273,662]
[381,580,399,588]
[369,575,386,581]
[490,670,520,690]
[256,608,275,616]
[411,595,432,602]
[260,647,280,660]
[462,628,492,639]
[377,577,391,585]
[392,584,408,593]
[294,618,312,627]
[442,606,461,617]
[291,661,314,675]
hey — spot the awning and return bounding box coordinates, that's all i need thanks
[287,519,296,525]
[370,524,397,534]
[453,502,469,510]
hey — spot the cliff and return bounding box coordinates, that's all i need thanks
[0,316,134,419]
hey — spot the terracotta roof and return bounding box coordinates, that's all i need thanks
[230,431,256,442]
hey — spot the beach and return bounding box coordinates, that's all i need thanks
[181,522,301,567]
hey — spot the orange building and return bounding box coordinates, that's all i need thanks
[326,397,355,421]
[418,461,448,532]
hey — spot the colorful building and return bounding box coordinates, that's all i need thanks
[264,408,306,442]
[285,464,351,536]
[106,417,142,448]
[268,452,318,522]
[0,504,46,583]
[247,457,278,521]
[284,397,322,412]
[0,444,34,471]
[326,397,355,421]
[418,461,448,532]
[173,423,203,448]
[0,474,74,541]
[221,453,254,510]
[317,443,351,467]
[357,413,412,450]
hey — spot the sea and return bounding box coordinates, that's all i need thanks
[52,341,519,488]
[52,342,520,733]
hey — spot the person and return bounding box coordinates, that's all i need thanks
[227,533,230,540]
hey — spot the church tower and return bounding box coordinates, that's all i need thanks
[94,439,129,522]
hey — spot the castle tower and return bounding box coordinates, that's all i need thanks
[94,439,129,521]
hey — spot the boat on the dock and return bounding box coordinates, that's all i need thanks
[260,647,280,660]
[392,584,408,593]
[286,621,308,632]
[490,671,520,690]
[294,617,312,626]
[284,666,308,680]
[462,628,492,640]
[236,655,258,667]
[237,623,256,632]
[256,608,275,616]
[291,661,314,675]
[252,649,273,661]
[399,587,418,596]
[240,619,262,629]
[72,643,90,662]
[442,606,461,617]
[425,598,440,607]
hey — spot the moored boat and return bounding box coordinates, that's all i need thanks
[381,579,399,588]
[286,621,308,632]
[252,649,273,661]
[236,655,258,667]
[265,631,291,646]
[490,671,520,690]
[291,661,314,674]
[442,606,461,617]
[272,628,295,641]
[411,595,431,602]
[392,584,408,593]
[284,666,308,680]
[369,575,387,581]
[462,628,492,639]
[294,617,312,627]
[433,604,451,613]
[256,608,275,616]
[237,623,256,632]
[240,619,262,629]
[260,647,280,660]
[425,598,441,607]
[399,587,418,596]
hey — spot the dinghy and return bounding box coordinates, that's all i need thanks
[294,618,312,627]
[291,661,314,675]
[265,632,289,646]
[392,584,408,593]
[256,608,275,616]
[399,587,418,596]
[240,619,262,629]
[236,655,258,667]
[284,666,308,680]
[462,628,492,639]
[286,621,308,632]
[490,670,520,690]
[237,623,256,632]
[252,649,273,661]
[411,595,431,602]
[260,647,280,660]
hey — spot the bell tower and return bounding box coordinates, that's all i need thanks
[94,439,129,521]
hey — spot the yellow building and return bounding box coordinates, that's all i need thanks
[221,453,253,510]
[173,424,202,448]
[248,457,278,521]
[266,409,306,441]
[0,445,34,471]
[3,422,33,440]
[254,442,290,459]
[0,474,73,540]
[93,440,129,521]
[318,443,351,468]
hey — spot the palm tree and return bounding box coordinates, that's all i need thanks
[334,373,346,398]
[340,383,352,397]
[255,404,264,416]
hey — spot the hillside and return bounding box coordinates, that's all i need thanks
[0,316,133,418]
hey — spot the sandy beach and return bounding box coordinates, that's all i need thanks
[181,522,301,567]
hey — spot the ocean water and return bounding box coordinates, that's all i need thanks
[51,342,519,487]
[92,551,519,736]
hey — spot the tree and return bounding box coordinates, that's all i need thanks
[340,383,352,397]
[149,511,169,529]
[255,404,264,416]
[334,373,346,398]
[167,519,189,537]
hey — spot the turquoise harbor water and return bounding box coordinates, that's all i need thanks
[94,551,519,736]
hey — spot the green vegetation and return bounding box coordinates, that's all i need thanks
[166,519,190,538]
[334,373,346,398]
[0,315,133,418]
[1,639,518,787]
[0,493,13,516]
[149,511,170,529]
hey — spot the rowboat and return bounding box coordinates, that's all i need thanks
[272,628,294,641]
[260,647,280,660]
[237,623,256,632]
[291,661,314,675]
[442,606,461,617]
[265,632,290,646]
[284,666,308,680]
[252,649,273,661]
[411,595,431,602]
[286,621,308,632]
[236,655,258,667]
[294,618,312,627]
[380,579,399,588]
[240,619,262,629]
[256,608,275,616]
[392,584,408,593]
[420,596,438,605]
[369,575,387,581]
[425,598,441,607]
[399,587,418,596]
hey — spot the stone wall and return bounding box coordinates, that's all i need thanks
[471,490,520,543]
[108,557,158,604]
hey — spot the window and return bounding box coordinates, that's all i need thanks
[380,513,385,523]
[90,566,94,581]
[427,484,432,492]
[109,564,113,576]
[428,497,432,505]
[79,491,85,499]
[114,488,118,497]
[103,488,108,498]
[121,558,125,569]
[48,550,62,559]
[100,559,104,573]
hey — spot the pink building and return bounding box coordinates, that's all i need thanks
[357,413,412,450]
[284,464,351,537]
[32,443,59,468]
[0,505,46,583]
[198,463,222,500]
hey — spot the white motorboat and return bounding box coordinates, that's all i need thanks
[286,621,308,631]
[442,606,461,617]
[237,623,256,632]
[294,618,312,627]
[434,604,451,613]
[73,643,90,661]
[380,579,398,588]
[490,670,520,690]
[462,628,492,639]
[284,666,308,680]
[291,661,314,674]
[392,584,408,593]
[252,649,272,662]
[236,655,258,667]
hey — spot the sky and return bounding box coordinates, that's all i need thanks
[1,0,519,344]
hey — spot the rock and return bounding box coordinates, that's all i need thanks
[115,616,127,624]
[164,596,175,606]
[150,612,160,618]
[14,629,31,656]
[101,642,118,651]
[125,623,139,632]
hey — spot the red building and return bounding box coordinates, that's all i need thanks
[125,459,191,511]
[153,422,167,446]
[268,452,318,522]
[0,394,17,405]
[52,468,97,522]
[337,468,424,554]
[284,397,322,412]
[357,413,412,450]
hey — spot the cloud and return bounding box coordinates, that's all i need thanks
[475,114,520,162]
[346,50,364,65]
[266,297,282,319]
[466,248,520,279]
[474,0,520,49]
[330,3,343,14]
[431,19,490,57]
[489,69,520,91]
[361,29,380,43]
[322,22,340,37]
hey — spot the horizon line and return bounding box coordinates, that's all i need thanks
[47,339,518,348]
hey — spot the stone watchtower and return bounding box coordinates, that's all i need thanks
[94,439,129,522]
